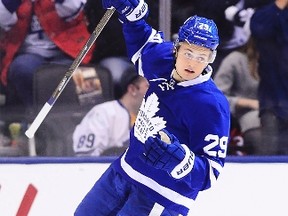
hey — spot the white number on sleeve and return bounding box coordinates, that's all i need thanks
[203,134,228,158]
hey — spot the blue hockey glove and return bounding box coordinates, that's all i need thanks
[102,0,148,22]
[141,130,195,179]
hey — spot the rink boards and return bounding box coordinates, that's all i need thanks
[0,156,287,216]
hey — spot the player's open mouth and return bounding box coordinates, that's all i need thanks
[185,69,195,74]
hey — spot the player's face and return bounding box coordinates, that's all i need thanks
[174,42,211,81]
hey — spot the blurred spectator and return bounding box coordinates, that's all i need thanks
[99,57,135,99]
[214,37,261,155]
[0,0,94,111]
[72,66,148,156]
[250,0,288,155]
[171,0,195,37]
[171,0,272,73]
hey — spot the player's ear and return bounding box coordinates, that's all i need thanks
[209,50,217,63]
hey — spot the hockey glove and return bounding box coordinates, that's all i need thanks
[102,0,148,23]
[141,130,195,179]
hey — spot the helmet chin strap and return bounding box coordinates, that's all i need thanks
[173,49,187,82]
[173,68,188,82]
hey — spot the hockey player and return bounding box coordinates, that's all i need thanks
[74,0,230,215]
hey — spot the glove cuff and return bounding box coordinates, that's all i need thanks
[170,145,195,179]
[126,0,148,22]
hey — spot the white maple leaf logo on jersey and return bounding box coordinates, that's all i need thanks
[134,93,166,143]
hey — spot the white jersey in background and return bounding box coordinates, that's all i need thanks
[73,100,131,156]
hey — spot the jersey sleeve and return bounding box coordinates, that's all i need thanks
[122,20,154,61]
[182,88,230,191]
[122,20,175,80]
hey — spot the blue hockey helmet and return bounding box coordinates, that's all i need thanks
[177,15,219,51]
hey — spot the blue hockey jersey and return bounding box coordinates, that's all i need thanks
[112,20,230,215]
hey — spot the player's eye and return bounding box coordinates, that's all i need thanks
[183,52,193,60]
[183,52,207,63]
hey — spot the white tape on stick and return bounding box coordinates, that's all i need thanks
[25,103,52,138]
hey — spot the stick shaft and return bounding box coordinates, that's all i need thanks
[25,8,116,138]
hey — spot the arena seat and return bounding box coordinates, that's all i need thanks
[32,63,114,156]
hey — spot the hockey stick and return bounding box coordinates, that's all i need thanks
[25,8,116,138]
